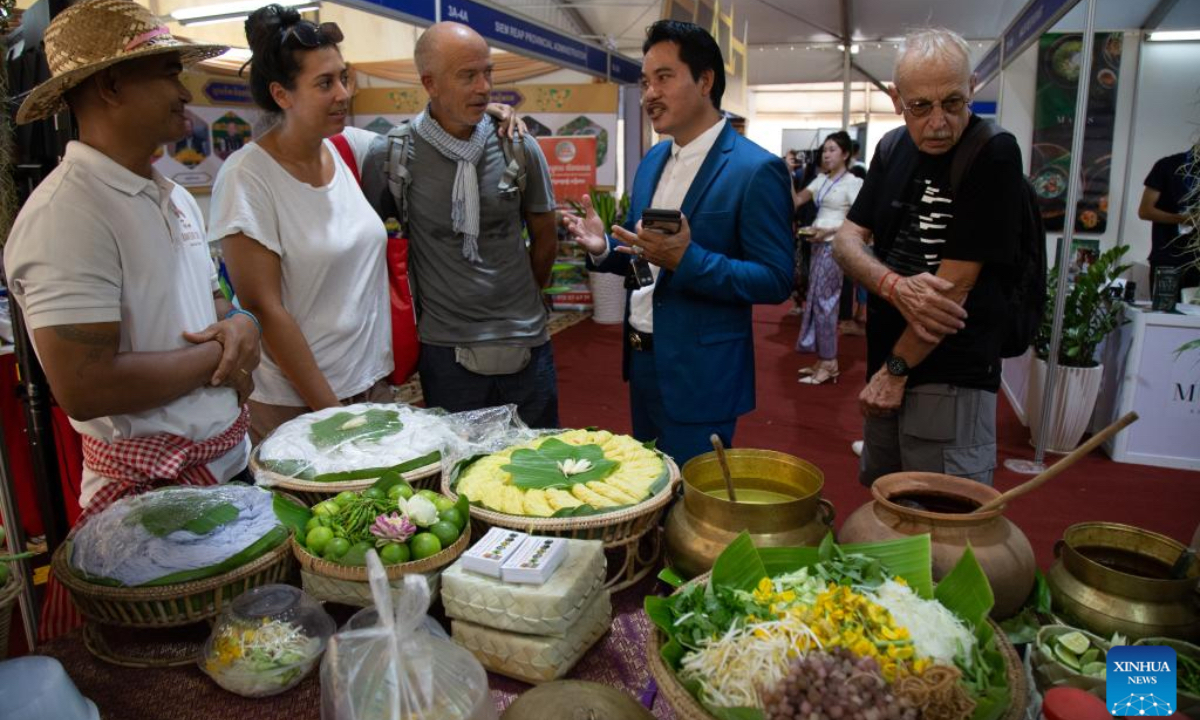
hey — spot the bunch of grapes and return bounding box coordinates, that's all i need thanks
[760,648,919,720]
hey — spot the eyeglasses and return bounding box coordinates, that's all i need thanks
[899,95,969,118]
[282,21,344,49]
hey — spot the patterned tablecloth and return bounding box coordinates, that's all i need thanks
[38,574,680,720]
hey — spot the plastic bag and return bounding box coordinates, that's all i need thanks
[256,403,460,483]
[436,404,546,487]
[321,552,495,720]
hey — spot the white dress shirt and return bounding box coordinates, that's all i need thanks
[594,118,726,334]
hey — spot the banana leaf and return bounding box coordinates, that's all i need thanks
[138,495,241,537]
[310,451,442,483]
[272,492,311,537]
[502,439,619,489]
[309,408,403,448]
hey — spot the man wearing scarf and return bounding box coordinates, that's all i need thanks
[366,22,560,428]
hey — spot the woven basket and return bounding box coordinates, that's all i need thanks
[444,458,681,592]
[0,572,21,660]
[646,573,1030,720]
[52,536,294,628]
[291,523,470,582]
[249,447,442,506]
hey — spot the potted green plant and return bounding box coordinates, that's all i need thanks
[1026,243,1131,452]
[570,189,630,324]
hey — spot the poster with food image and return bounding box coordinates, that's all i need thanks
[1031,33,1122,234]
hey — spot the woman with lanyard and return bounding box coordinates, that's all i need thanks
[793,131,863,385]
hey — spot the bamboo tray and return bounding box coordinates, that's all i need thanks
[290,523,470,582]
[444,458,681,592]
[646,573,1029,720]
[249,446,441,506]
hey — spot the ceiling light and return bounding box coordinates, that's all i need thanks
[172,0,319,26]
[836,43,861,54]
[1147,30,1200,42]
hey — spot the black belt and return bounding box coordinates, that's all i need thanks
[628,330,653,352]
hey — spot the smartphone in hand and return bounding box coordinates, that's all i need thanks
[625,208,681,289]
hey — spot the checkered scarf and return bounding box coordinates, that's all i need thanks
[413,107,492,263]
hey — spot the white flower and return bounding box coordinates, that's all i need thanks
[405,495,439,527]
[557,458,594,476]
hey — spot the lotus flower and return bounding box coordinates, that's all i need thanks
[370,512,417,543]
[557,458,593,476]
[405,495,439,528]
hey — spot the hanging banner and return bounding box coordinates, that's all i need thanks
[1030,32,1123,234]
[154,71,265,190]
[536,136,598,207]
[353,83,618,188]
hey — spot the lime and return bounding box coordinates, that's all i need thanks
[306,526,334,555]
[388,481,415,500]
[1058,631,1091,656]
[305,516,323,533]
[438,508,466,530]
[323,537,351,560]
[362,487,386,501]
[1079,648,1099,666]
[416,489,441,503]
[410,533,442,560]
[379,542,411,565]
[432,495,456,513]
[1053,642,1081,671]
[335,491,359,506]
[1081,662,1106,679]
[379,470,403,486]
[429,521,461,547]
[312,501,337,517]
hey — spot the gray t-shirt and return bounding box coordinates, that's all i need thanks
[363,128,556,348]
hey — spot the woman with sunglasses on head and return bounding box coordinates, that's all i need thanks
[792,131,863,386]
[209,5,519,442]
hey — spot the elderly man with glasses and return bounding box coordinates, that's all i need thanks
[833,28,1027,487]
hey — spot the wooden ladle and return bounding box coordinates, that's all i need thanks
[973,411,1138,514]
[710,434,738,503]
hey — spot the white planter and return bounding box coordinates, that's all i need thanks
[589,271,627,325]
[1025,358,1104,454]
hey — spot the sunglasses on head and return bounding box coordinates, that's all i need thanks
[281,21,344,48]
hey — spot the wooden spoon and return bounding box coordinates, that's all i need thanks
[710,434,737,503]
[973,411,1138,514]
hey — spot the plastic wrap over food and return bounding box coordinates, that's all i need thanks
[71,485,283,587]
[320,553,495,720]
[437,404,545,483]
[256,404,461,483]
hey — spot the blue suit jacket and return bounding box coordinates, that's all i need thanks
[590,122,794,423]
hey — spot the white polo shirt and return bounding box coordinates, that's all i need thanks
[4,141,250,507]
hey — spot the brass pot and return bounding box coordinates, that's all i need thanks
[663,449,834,579]
[1046,522,1200,642]
[839,472,1036,620]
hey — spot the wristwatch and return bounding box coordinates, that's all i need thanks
[885,354,911,377]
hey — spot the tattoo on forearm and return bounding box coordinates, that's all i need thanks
[53,325,117,376]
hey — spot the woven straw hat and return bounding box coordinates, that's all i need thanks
[16,0,228,124]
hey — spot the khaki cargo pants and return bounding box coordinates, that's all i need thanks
[859,383,997,487]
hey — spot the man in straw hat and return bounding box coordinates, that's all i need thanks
[4,0,262,637]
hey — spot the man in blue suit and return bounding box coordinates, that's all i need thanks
[562,20,794,464]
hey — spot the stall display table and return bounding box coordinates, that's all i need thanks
[37,575,678,720]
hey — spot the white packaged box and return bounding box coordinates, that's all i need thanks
[500,536,567,585]
[459,527,527,578]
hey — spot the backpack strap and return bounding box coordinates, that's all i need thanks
[384,121,415,230]
[330,133,360,185]
[498,134,528,198]
[949,118,1005,194]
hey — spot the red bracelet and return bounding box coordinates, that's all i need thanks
[882,272,902,302]
[877,271,896,300]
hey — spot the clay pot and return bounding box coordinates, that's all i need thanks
[664,449,834,579]
[1047,522,1200,642]
[839,472,1036,619]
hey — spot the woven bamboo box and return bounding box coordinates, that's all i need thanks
[451,589,611,683]
[441,539,605,637]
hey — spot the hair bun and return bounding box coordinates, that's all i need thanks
[245,4,301,51]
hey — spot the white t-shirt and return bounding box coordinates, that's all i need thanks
[3,141,249,507]
[806,171,863,229]
[207,126,392,406]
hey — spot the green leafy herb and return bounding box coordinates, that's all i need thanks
[309,409,403,449]
[501,438,618,490]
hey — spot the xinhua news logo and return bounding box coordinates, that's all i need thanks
[1108,645,1177,716]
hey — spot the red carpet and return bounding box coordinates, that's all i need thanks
[553,302,1200,570]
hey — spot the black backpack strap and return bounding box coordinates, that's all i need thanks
[949,118,1005,194]
[875,127,919,250]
